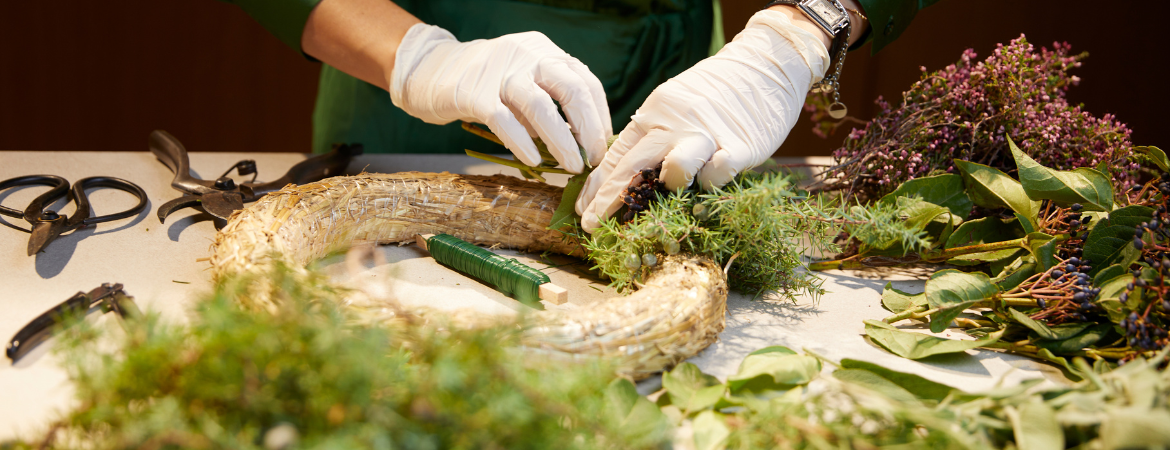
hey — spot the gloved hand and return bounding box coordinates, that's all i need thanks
[576,10,829,232]
[389,24,612,174]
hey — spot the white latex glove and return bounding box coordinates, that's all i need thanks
[576,10,829,232]
[389,24,612,173]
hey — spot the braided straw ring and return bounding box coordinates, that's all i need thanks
[209,172,728,378]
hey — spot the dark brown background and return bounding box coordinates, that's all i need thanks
[0,1,1164,155]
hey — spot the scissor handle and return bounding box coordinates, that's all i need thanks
[245,143,364,197]
[149,130,216,195]
[0,175,69,221]
[73,176,149,226]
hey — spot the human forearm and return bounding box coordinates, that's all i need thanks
[301,0,422,91]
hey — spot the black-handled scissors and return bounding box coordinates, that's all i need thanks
[150,130,363,223]
[6,282,140,362]
[0,175,148,256]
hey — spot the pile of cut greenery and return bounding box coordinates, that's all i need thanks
[805,138,1170,372]
[7,267,1170,449]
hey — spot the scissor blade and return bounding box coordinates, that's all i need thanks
[157,196,204,224]
[27,222,61,256]
[201,192,245,220]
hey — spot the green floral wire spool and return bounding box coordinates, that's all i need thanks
[425,233,550,306]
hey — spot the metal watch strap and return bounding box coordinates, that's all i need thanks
[762,0,853,119]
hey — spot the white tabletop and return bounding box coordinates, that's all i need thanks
[0,151,1066,440]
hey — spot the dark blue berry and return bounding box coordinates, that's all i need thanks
[1037,299,1047,309]
[1073,292,1087,302]
[1051,270,1064,279]
[1071,203,1083,211]
[1135,236,1145,250]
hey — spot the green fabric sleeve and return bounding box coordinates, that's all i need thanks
[855,0,943,53]
[217,0,323,54]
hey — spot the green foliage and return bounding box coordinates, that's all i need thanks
[659,346,1170,450]
[585,170,931,297]
[31,269,666,450]
[1011,137,1113,211]
[955,158,1042,231]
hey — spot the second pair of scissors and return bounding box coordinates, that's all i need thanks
[0,175,147,256]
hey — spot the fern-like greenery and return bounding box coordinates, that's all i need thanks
[584,170,931,298]
[9,268,668,450]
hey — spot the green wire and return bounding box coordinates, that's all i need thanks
[427,234,551,305]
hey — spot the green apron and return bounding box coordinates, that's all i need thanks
[310,0,713,154]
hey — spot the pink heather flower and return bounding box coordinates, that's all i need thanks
[813,35,1134,203]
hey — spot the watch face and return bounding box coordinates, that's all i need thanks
[807,0,844,24]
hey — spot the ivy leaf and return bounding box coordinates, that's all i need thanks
[945,216,1025,249]
[547,172,588,231]
[662,362,725,414]
[692,411,731,450]
[864,320,1004,359]
[1134,146,1170,173]
[955,159,1041,231]
[925,269,1001,333]
[1082,205,1154,277]
[839,359,955,401]
[1008,308,1059,340]
[879,173,973,218]
[1010,137,1114,211]
[727,346,820,394]
[881,283,926,314]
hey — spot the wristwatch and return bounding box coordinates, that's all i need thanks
[764,0,853,119]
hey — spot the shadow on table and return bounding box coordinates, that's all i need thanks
[32,201,151,279]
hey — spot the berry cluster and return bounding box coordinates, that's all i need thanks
[1026,203,1103,324]
[1029,255,1099,325]
[620,165,669,223]
[1115,183,1170,352]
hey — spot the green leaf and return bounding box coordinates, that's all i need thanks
[879,173,973,218]
[1134,146,1170,173]
[995,262,1037,291]
[1010,138,1114,211]
[881,283,926,314]
[1093,264,1128,286]
[605,378,670,439]
[547,172,588,231]
[925,269,1001,333]
[1034,324,1111,354]
[1100,409,1170,449]
[839,359,955,401]
[955,159,1041,231]
[1095,274,1134,323]
[662,363,725,414]
[947,248,1021,267]
[1082,205,1154,277]
[727,348,820,394]
[692,411,731,450]
[833,369,922,406]
[864,320,1003,360]
[1024,232,1060,271]
[1007,401,1064,450]
[1008,308,1059,340]
[945,216,1025,249]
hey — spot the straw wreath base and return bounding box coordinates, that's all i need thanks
[209,172,728,378]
